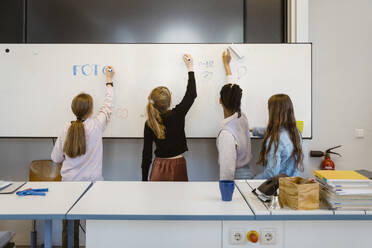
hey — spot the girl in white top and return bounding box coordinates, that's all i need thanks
[51,66,115,182]
[217,49,252,180]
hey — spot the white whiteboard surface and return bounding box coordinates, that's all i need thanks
[0,44,311,138]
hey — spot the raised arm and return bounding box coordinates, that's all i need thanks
[173,54,197,116]
[222,49,231,77]
[95,66,115,130]
[223,48,232,81]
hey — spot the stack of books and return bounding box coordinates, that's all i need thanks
[314,170,372,211]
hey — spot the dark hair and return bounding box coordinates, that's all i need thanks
[257,94,304,171]
[220,84,242,117]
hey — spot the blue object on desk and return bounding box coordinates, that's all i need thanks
[16,188,49,196]
[219,180,235,201]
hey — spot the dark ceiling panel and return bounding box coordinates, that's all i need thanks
[245,0,285,43]
[0,0,25,43]
[27,0,244,43]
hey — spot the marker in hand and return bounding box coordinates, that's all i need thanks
[183,54,193,71]
[184,54,191,62]
[106,66,114,73]
[105,66,115,81]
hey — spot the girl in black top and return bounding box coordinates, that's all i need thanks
[141,54,197,181]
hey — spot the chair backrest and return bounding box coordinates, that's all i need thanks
[29,160,62,181]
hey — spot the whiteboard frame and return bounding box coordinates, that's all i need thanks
[0,43,312,139]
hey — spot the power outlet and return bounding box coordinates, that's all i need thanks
[260,229,277,245]
[229,230,246,245]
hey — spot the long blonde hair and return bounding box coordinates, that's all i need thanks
[146,86,171,139]
[257,94,304,171]
[63,93,93,158]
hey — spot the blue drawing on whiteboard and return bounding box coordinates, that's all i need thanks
[73,64,108,76]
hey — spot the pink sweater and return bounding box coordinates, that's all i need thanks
[51,86,113,181]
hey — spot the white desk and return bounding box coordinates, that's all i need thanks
[62,180,372,248]
[235,180,270,216]
[0,181,91,248]
[68,181,254,248]
[247,180,369,219]
[246,180,335,219]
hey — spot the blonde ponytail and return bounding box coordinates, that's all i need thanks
[63,120,87,158]
[146,87,171,140]
[147,102,166,139]
[63,93,93,158]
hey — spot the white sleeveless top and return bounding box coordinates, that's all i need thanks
[217,112,252,180]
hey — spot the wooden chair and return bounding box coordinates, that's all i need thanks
[29,160,62,248]
[29,160,62,182]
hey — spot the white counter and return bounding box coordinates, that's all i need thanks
[245,180,335,219]
[68,181,254,220]
[0,181,91,248]
[0,181,91,220]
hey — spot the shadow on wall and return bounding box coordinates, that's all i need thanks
[0,138,313,182]
[102,138,268,181]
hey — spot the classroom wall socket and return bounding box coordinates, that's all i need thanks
[229,230,246,245]
[260,228,277,245]
[229,228,278,245]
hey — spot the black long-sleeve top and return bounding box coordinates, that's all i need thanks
[141,72,197,181]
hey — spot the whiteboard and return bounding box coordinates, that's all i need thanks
[0,44,312,138]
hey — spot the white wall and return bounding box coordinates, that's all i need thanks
[295,0,309,42]
[306,0,372,173]
[1,0,372,245]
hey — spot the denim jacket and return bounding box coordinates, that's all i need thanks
[252,127,302,179]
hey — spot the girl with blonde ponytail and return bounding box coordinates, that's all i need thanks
[146,86,171,139]
[51,66,115,182]
[141,54,197,181]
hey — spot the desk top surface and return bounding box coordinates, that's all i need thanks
[242,180,369,220]
[0,181,91,220]
[1,180,370,221]
[67,181,254,220]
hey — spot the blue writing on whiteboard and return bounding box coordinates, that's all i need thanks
[73,64,108,76]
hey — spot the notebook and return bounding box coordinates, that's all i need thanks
[355,170,372,180]
[314,170,370,184]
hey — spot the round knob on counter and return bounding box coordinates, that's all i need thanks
[247,230,259,243]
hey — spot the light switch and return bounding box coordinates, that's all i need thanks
[355,129,364,138]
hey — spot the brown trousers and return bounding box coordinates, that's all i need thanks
[150,157,188,181]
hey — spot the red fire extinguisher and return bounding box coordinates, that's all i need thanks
[310,145,342,170]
